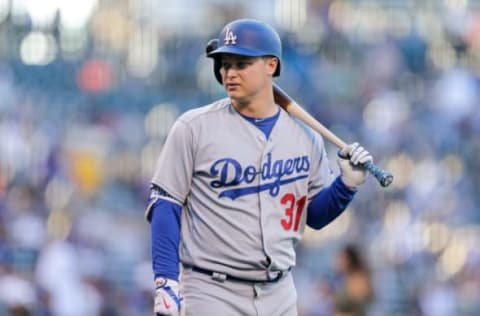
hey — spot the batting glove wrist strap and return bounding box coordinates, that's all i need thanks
[154,277,183,316]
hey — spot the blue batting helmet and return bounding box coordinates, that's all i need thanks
[207,19,282,82]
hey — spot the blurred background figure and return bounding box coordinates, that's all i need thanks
[332,244,373,316]
[0,267,35,316]
[0,0,479,315]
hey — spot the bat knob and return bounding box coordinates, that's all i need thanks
[379,172,394,187]
[363,160,394,187]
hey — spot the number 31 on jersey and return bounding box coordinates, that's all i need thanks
[280,193,307,232]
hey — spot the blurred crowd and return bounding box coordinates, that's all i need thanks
[0,0,480,315]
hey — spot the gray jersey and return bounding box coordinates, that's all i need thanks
[151,98,334,280]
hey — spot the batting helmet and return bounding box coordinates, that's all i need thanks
[207,19,282,83]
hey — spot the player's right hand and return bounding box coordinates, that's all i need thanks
[154,277,183,316]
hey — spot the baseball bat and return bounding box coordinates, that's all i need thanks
[205,39,393,187]
[272,84,393,187]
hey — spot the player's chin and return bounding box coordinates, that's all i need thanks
[226,90,245,100]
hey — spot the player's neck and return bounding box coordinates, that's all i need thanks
[231,88,277,118]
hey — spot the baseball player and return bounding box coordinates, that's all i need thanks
[146,19,373,316]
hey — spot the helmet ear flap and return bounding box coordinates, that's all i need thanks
[266,56,280,77]
[273,58,281,77]
[205,39,223,84]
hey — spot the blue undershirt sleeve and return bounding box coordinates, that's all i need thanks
[150,199,182,281]
[307,176,357,230]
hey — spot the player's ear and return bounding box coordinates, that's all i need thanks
[263,56,278,76]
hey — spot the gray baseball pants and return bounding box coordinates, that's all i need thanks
[181,267,297,316]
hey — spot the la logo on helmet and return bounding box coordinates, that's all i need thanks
[224,27,237,45]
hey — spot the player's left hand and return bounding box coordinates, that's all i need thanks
[337,142,373,189]
[154,277,183,316]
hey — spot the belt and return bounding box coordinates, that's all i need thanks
[187,265,291,284]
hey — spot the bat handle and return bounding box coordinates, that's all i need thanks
[363,160,394,187]
[338,151,393,187]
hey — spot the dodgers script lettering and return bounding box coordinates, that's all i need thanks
[210,153,310,199]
